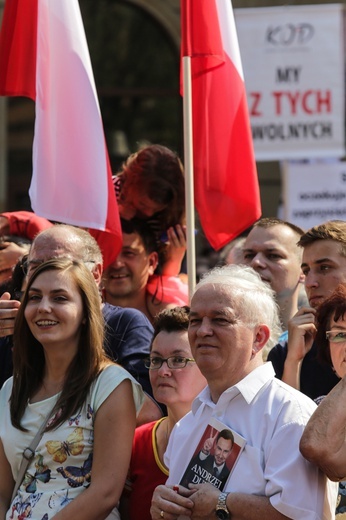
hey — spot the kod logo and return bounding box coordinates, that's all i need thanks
[266,23,314,45]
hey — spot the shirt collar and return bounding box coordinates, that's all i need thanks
[192,362,275,413]
[192,385,214,414]
[232,362,275,403]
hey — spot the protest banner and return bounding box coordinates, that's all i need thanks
[235,5,345,160]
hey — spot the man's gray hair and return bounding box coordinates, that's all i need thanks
[194,264,282,354]
[31,225,103,266]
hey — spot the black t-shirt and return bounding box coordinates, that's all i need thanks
[102,302,153,396]
[267,340,340,401]
[0,335,13,389]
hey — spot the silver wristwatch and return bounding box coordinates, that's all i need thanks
[215,492,230,519]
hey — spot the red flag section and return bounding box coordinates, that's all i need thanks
[181,0,224,74]
[0,0,121,268]
[181,0,261,250]
[0,0,37,98]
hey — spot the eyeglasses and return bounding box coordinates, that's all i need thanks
[326,330,346,343]
[144,356,195,370]
[21,258,96,276]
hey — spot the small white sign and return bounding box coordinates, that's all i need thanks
[235,4,346,161]
[283,160,346,229]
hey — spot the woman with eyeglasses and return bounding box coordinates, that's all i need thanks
[300,283,346,515]
[120,306,206,520]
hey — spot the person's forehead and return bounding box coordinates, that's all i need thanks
[122,232,145,250]
[29,239,81,262]
[191,284,236,311]
[29,271,83,303]
[151,330,190,353]
[217,437,232,447]
[302,239,345,265]
[138,194,161,208]
[245,225,298,253]
[330,313,346,326]
[30,268,74,287]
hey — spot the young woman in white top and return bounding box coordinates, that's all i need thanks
[0,258,143,520]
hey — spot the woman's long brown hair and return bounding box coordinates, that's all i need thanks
[11,258,111,431]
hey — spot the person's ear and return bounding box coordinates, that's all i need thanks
[148,252,159,276]
[298,270,305,284]
[91,262,103,286]
[251,324,270,358]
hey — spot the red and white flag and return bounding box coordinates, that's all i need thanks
[181,0,261,250]
[0,0,122,267]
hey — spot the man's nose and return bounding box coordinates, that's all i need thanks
[250,253,266,269]
[196,317,213,336]
[112,255,125,268]
[305,271,319,288]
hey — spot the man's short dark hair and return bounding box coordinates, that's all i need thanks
[298,220,346,256]
[253,217,304,237]
[120,217,157,255]
[216,429,234,446]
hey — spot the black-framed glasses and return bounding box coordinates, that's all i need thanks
[144,356,196,370]
[326,330,346,344]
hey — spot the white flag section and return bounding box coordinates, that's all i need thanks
[235,4,346,161]
[283,160,346,229]
[30,0,111,228]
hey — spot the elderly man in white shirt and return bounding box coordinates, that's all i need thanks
[150,264,337,520]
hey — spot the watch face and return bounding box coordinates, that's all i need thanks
[216,510,229,520]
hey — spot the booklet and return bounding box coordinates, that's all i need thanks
[179,417,246,491]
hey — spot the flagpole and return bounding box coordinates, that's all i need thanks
[182,55,196,300]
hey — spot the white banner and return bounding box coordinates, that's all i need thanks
[235,5,346,161]
[283,160,346,229]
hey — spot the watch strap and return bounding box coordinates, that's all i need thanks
[216,491,230,519]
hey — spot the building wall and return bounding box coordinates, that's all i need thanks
[1,0,345,223]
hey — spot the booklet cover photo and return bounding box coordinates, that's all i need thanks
[179,417,246,491]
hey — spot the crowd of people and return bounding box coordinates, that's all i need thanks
[0,142,345,519]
